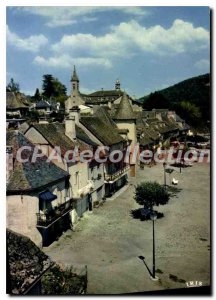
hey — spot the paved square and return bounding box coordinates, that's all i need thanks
[44,162,210,294]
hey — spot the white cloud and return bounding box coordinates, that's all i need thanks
[32,19,209,70]
[51,19,209,57]
[7,25,48,52]
[194,59,210,71]
[14,7,148,28]
[33,54,112,69]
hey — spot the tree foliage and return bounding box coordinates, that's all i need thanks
[175,100,201,127]
[142,92,170,110]
[42,74,67,101]
[139,73,210,128]
[6,78,20,92]
[41,264,87,295]
[134,181,169,209]
[33,88,41,102]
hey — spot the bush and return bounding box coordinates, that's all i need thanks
[134,181,169,209]
[41,264,87,295]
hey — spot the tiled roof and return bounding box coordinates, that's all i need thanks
[139,135,154,146]
[114,92,136,120]
[7,92,29,109]
[35,100,51,109]
[88,90,123,97]
[32,123,92,155]
[75,125,98,147]
[94,105,119,128]
[6,131,69,193]
[80,116,124,146]
[7,229,51,294]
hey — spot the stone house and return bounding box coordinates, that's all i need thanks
[24,110,105,216]
[6,131,72,247]
[79,107,130,197]
[6,92,29,118]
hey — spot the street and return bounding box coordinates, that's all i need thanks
[44,162,210,294]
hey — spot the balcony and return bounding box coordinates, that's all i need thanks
[73,180,94,198]
[36,198,74,228]
[104,165,130,183]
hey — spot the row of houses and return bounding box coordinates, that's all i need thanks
[6,66,190,248]
[6,106,131,247]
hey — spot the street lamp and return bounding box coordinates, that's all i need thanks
[150,210,159,281]
[163,162,167,188]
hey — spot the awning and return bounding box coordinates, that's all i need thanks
[39,190,57,201]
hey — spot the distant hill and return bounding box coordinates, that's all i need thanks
[139,73,210,126]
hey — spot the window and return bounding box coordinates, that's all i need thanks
[75,171,79,185]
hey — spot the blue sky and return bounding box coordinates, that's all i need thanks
[6,6,210,98]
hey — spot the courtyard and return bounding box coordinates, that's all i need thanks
[44,161,210,294]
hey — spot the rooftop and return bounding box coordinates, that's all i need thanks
[6,131,69,193]
[7,92,29,110]
[114,92,136,120]
[80,114,124,146]
[7,229,51,294]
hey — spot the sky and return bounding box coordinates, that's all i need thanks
[6,6,210,98]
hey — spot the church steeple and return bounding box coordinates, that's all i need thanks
[71,65,79,92]
[115,79,121,90]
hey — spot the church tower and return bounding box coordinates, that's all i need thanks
[71,65,79,92]
[115,79,121,90]
[65,65,84,113]
[113,92,137,177]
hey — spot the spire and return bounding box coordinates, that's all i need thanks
[115,79,121,90]
[71,65,79,82]
[114,92,136,120]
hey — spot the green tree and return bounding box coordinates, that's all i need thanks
[42,74,67,100]
[33,88,41,102]
[134,181,169,210]
[6,78,20,92]
[176,101,201,127]
[142,92,170,110]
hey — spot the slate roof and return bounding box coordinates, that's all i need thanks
[6,131,69,193]
[139,135,154,146]
[7,229,51,294]
[80,116,124,146]
[114,92,136,120]
[161,116,179,132]
[75,125,98,147]
[88,89,123,98]
[94,105,120,128]
[35,100,51,109]
[7,92,29,110]
[82,90,123,105]
[31,123,93,155]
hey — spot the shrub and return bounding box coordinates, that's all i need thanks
[41,264,87,295]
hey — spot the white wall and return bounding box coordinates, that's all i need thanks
[7,194,42,247]
[7,180,69,247]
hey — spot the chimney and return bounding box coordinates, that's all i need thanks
[65,109,76,141]
[6,146,13,183]
[70,106,80,124]
[38,116,49,124]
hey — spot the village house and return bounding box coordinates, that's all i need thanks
[6,131,72,247]
[78,107,130,197]
[6,91,29,118]
[24,108,105,216]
